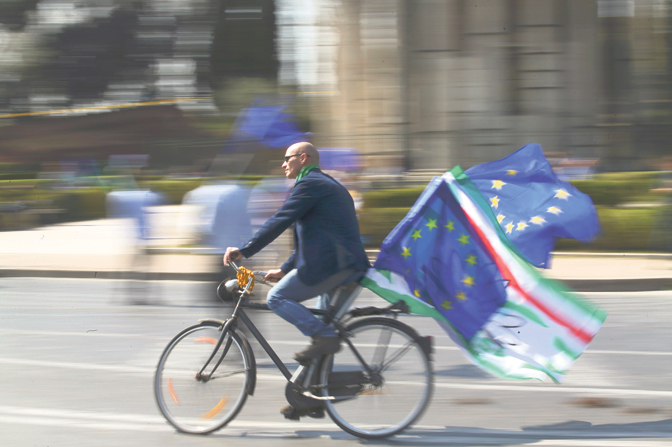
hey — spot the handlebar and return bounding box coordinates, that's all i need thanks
[217,261,269,302]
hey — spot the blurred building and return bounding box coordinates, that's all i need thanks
[309,0,672,172]
[2,1,672,173]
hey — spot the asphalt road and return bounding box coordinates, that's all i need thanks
[1,278,672,447]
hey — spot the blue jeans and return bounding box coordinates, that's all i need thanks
[266,269,360,337]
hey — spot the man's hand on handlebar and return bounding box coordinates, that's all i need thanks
[223,247,242,266]
[264,269,286,283]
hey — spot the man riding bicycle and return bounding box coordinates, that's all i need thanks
[223,142,370,366]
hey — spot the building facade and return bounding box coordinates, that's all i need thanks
[316,0,671,172]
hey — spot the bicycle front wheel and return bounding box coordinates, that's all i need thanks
[320,317,433,439]
[154,322,251,434]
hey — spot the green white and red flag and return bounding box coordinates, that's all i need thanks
[360,165,606,383]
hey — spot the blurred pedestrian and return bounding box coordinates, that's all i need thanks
[182,181,253,295]
[247,164,293,269]
[105,186,166,303]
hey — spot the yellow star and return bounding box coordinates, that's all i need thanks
[465,255,478,265]
[505,222,515,234]
[425,218,438,231]
[506,170,518,176]
[554,189,572,200]
[441,300,452,310]
[456,291,467,301]
[461,275,475,287]
[411,229,422,241]
[517,221,528,231]
[490,196,500,208]
[414,289,421,297]
[445,220,455,232]
[547,206,562,215]
[458,234,470,245]
[530,215,546,226]
[496,213,505,223]
[492,179,506,190]
[401,247,411,259]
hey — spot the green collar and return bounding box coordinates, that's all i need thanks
[295,164,319,182]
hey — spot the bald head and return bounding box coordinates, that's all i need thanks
[289,142,319,164]
[283,142,320,179]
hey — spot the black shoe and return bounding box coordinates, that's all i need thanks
[280,405,324,420]
[280,405,301,420]
[293,336,341,365]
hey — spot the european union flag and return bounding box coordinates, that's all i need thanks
[465,143,600,268]
[374,178,507,340]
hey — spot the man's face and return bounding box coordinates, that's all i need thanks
[282,147,306,179]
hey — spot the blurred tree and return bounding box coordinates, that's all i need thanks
[46,4,146,102]
[0,0,39,31]
[209,0,278,86]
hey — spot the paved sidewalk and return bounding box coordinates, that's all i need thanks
[0,219,670,292]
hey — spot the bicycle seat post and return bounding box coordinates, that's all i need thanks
[328,283,362,325]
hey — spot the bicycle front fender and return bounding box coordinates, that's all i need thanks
[231,326,257,396]
[196,319,257,396]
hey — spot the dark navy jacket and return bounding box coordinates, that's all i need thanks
[239,168,370,285]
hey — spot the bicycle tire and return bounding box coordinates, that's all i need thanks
[154,321,252,434]
[319,317,433,439]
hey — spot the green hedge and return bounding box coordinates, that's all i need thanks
[65,188,109,220]
[362,188,424,209]
[359,172,669,249]
[570,179,658,206]
[138,179,204,204]
[138,178,260,204]
[359,207,410,247]
[362,174,665,209]
[358,205,667,252]
[556,206,666,252]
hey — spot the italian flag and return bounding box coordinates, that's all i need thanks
[360,166,606,383]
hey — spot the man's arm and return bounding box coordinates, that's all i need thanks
[238,180,319,259]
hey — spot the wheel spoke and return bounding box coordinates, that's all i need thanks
[321,319,432,439]
[371,327,392,366]
[155,324,250,434]
[379,341,414,372]
[209,369,247,380]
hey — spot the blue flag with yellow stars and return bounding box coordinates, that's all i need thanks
[362,160,605,382]
[465,143,600,268]
[373,177,507,340]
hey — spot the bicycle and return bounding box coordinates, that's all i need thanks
[154,262,434,439]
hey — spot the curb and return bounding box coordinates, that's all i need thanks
[1,269,671,292]
[0,269,220,282]
[560,278,672,293]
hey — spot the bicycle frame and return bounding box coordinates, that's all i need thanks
[199,261,421,402]
[155,261,435,439]
[205,263,371,386]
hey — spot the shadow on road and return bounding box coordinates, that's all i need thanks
[280,418,672,445]
[524,418,672,436]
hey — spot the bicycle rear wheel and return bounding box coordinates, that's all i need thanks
[155,321,251,434]
[320,317,433,439]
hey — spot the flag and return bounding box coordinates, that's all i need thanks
[360,165,606,383]
[369,176,508,340]
[465,143,600,268]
